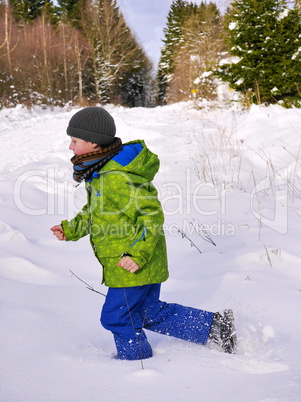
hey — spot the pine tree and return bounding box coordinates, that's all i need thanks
[157,0,197,104]
[216,0,301,106]
[167,2,223,103]
[9,0,50,22]
[119,60,154,107]
[80,0,152,105]
[56,0,85,26]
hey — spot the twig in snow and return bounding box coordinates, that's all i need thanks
[69,270,106,297]
[264,245,272,267]
[177,228,202,254]
[191,219,216,246]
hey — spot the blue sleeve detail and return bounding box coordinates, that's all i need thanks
[112,143,143,167]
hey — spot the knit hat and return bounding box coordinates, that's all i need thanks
[67,107,116,146]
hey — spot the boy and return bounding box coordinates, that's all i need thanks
[51,106,236,360]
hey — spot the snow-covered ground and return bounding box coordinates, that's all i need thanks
[1,102,301,402]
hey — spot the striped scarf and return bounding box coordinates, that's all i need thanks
[71,137,122,184]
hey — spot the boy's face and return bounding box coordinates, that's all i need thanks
[69,137,99,156]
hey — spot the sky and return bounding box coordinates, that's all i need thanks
[116,0,229,67]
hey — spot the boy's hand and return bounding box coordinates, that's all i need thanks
[50,225,66,241]
[117,256,139,273]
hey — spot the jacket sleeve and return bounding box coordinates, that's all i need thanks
[61,203,90,241]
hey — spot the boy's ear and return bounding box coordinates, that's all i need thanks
[92,143,100,149]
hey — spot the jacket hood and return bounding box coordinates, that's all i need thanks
[100,140,160,182]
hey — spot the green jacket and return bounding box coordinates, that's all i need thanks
[61,140,169,287]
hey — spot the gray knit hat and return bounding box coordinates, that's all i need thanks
[67,107,116,146]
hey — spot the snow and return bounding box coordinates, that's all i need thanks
[292,47,301,60]
[278,9,290,20]
[1,101,301,402]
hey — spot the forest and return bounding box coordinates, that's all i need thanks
[1,0,301,109]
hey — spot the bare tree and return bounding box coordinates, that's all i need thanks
[0,3,19,73]
[73,30,90,104]
[57,21,90,103]
[0,0,150,107]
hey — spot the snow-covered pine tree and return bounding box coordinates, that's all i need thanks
[167,2,223,104]
[119,60,155,108]
[157,0,197,105]
[216,0,301,106]
[81,0,152,105]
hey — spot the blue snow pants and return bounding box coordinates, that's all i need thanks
[100,284,214,360]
